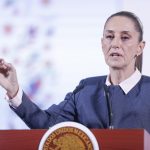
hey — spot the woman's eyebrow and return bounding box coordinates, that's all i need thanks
[105,30,114,33]
[121,31,130,34]
[105,30,131,35]
[105,30,130,33]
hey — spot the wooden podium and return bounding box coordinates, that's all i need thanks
[0,129,150,150]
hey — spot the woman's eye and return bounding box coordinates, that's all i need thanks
[106,35,114,39]
[121,36,129,40]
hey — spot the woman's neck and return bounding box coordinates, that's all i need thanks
[109,67,135,85]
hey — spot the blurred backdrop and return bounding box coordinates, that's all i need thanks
[0,0,150,129]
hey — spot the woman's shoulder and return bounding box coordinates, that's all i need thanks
[140,75,150,88]
[141,75,150,82]
[80,75,107,86]
[73,76,107,94]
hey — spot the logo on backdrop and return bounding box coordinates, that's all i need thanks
[38,122,99,150]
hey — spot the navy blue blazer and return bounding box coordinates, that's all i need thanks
[12,75,150,133]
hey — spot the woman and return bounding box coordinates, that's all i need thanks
[0,11,149,132]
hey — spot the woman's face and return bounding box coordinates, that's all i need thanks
[101,16,144,71]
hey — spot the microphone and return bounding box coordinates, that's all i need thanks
[103,85,114,129]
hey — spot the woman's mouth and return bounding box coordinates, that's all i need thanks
[110,53,121,57]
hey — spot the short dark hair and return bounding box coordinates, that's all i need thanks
[104,11,144,72]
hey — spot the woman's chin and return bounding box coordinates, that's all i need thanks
[108,63,123,70]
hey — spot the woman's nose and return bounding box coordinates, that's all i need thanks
[111,37,121,48]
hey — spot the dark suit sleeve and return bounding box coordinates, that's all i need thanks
[11,80,85,129]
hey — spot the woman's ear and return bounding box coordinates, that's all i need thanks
[101,37,103,45]
[137,41,145,56]
[101,37,105,52]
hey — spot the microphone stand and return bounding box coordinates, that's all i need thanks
[104,85,114,129]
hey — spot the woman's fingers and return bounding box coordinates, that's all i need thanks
[0,60,13,77]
